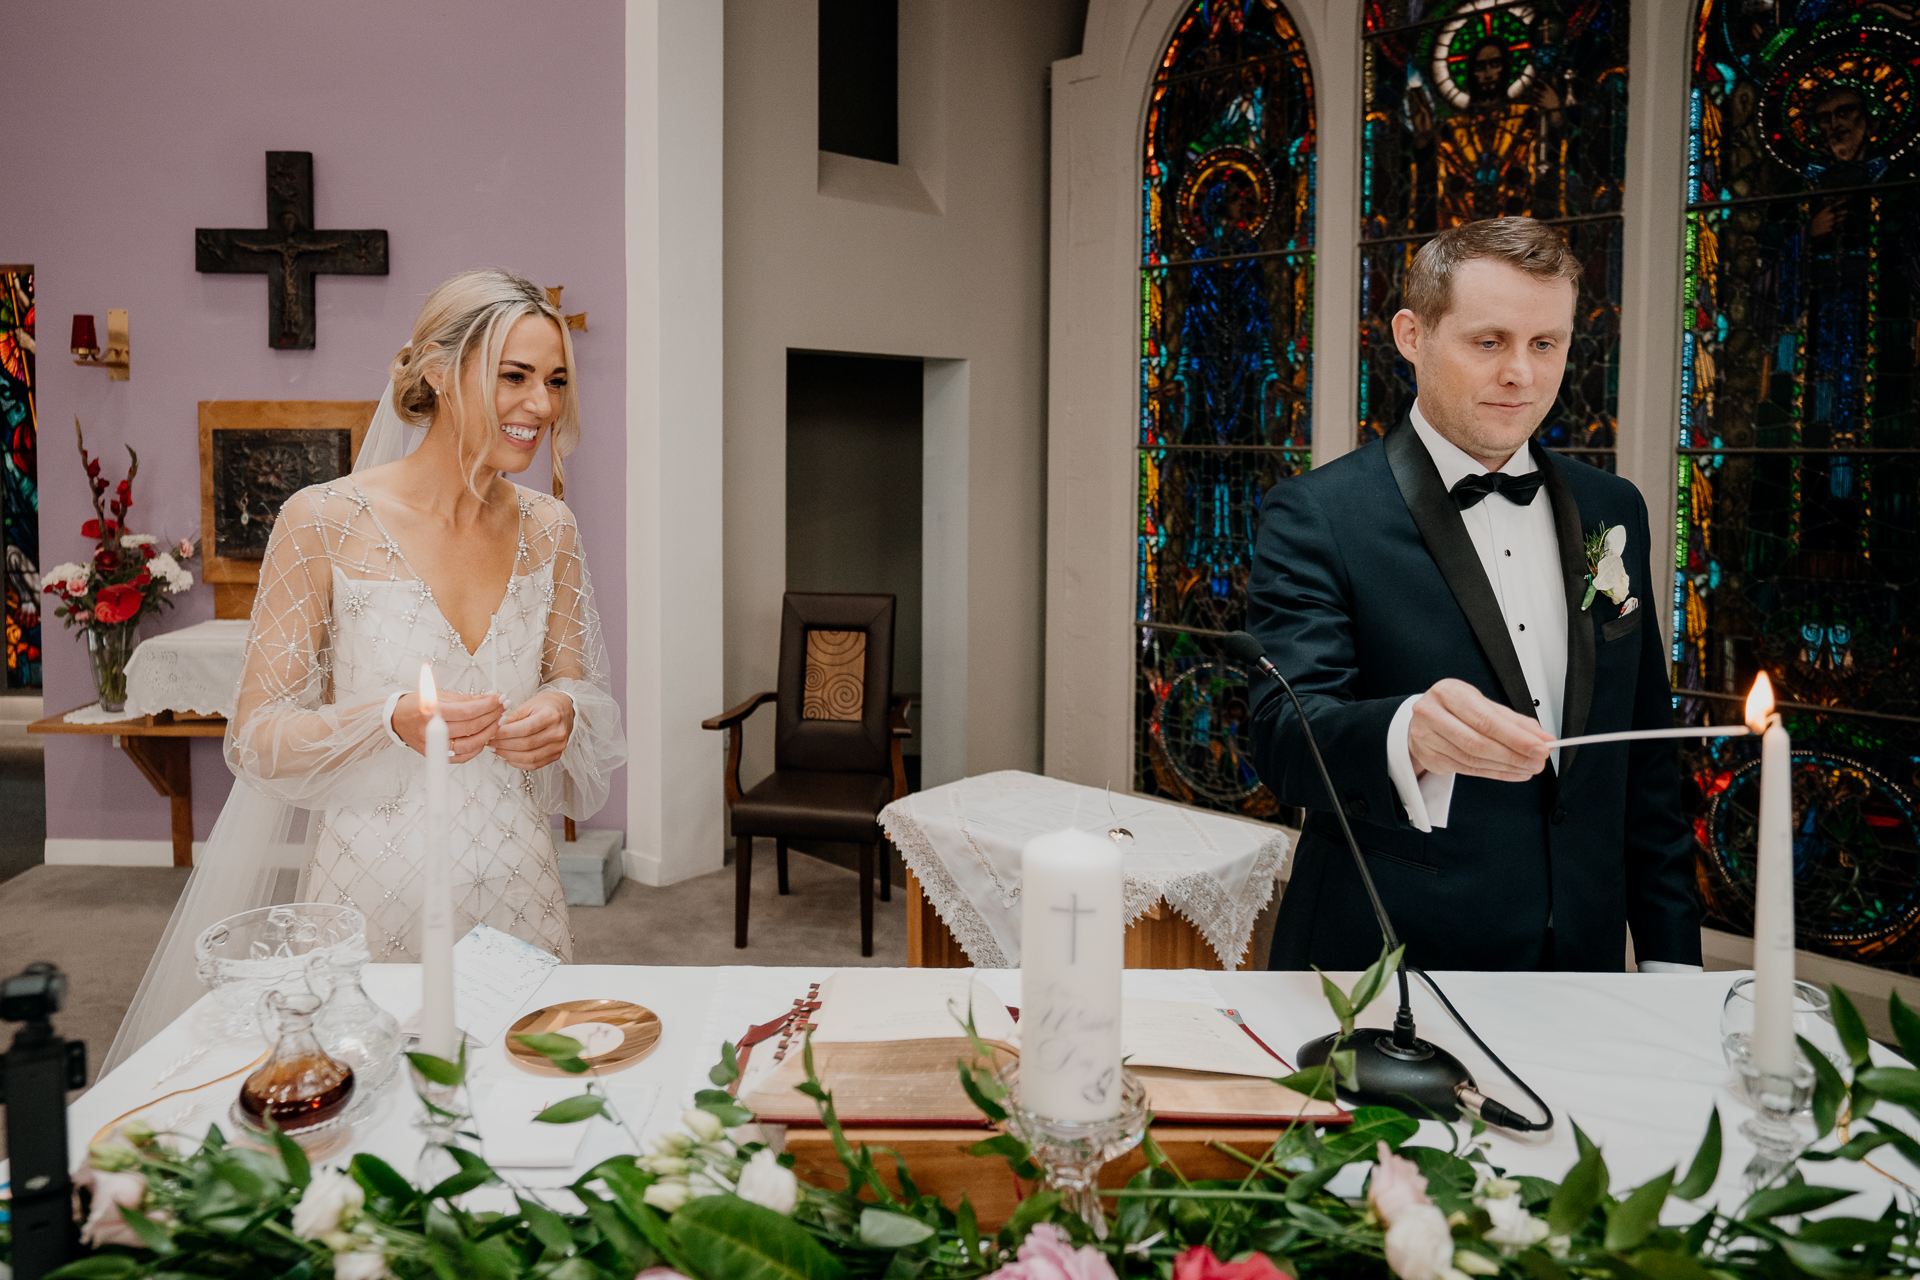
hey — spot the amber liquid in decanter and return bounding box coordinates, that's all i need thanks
[241,989,356,1131]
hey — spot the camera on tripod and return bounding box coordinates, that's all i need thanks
[1,961,89,1280]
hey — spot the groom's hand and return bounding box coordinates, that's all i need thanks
[493,691,576,770]
[1408,679,1553,783]
[393,690,505,763]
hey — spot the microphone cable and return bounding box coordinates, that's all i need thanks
[1413,966,1555,1133]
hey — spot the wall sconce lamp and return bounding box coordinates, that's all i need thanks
[71,311,129,381]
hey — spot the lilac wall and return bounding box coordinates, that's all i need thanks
[6,0,628,846]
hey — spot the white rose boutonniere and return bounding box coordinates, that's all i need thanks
[1582,524,1630,611]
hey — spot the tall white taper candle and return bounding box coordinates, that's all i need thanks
[1748,671,1796,1079]
[419,664,457,1060]
[1019,828,1125,1121]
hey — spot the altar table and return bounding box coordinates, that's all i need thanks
[27,705,226,867]
[28,967,1919,1225]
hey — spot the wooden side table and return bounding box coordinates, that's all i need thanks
[27,706,228,868]
[904,869,1234,970]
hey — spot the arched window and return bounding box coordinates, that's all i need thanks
[1134,0,1314,820]
[1677,0,1920,970]
[1359,0,1629,468]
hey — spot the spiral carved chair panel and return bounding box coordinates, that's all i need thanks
[802,629,867,722]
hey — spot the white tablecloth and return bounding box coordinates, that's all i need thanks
[124,619,250,717]
[881,771,1289,968]
[37,966,1915,1221]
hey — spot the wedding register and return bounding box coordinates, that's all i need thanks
[733,971,1347,1127]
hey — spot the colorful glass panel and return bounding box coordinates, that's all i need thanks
[1136,0,1314,819]
[1359,0,1628,467]
[1676,0,1920,971]
[1,269,37,689]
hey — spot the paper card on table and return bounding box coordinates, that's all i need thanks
[1121,999,1288,1078]
[811,969,1016,1046]
[404,925,560,1047]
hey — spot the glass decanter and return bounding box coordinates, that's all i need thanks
[239,988,356,1134]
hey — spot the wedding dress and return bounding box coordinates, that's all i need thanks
[104,386,624,1073]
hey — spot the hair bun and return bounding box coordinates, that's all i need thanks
[395,344,413,367]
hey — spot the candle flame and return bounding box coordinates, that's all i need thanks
[419,664,438,716]
[1745,671,1776,732]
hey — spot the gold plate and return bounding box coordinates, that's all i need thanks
[505,999,663,1076]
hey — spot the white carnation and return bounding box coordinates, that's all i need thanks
[165,567,194,595]
[120,533,158,548]
[333,1251,391,1280]
[735,1147,798,1215]
[291,1168,363,1240]
[44,562,89,593]
[149,551,180,576]
[1386,1203,1458,1280]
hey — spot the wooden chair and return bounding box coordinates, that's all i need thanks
[703,592,911,956]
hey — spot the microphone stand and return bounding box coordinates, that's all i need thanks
[1225,631,1549,1129]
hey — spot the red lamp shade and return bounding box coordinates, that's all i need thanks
[70,314,98,352]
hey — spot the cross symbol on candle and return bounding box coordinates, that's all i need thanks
[1051,894,1096,962]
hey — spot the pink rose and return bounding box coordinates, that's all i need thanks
[74,1164,151,1247]
[1368,1141,1431,1228]
[987,1223,1117,1280]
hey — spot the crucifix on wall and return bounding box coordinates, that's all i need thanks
[195,152,388,350]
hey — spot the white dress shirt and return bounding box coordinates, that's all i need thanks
[1386,405,1566,831]
[1380,407,1699,973]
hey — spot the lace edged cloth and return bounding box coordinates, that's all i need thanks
[879,770,1288,969]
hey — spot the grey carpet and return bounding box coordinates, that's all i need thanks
[0,847,903,1158]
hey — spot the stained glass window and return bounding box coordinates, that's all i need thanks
[1359,1,1628,468]
[1135,0,1314,820]
[1,268,36,689]
[1676,0,1920,971]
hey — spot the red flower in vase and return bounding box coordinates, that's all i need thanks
[1173,1248,1292,1280]
[92,584,143,625]
[131,568,151,589]
[93,546,119,573]
[81,518,119,539]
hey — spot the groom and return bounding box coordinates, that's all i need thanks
[1249,217,1701,973]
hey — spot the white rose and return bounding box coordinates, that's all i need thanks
[1593,554,1629,605]
[735,1147,798,1215]
[334,1251,392,1280]
[1482,1193,1551,1252]
[1603,525,1627,558]
[292,1168,364,1240]
[682,1109,725,1142]
[643,1179,691,1212]
[1386,1203,1458,1280]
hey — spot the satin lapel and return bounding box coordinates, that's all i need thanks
[1384,420,1537,718]
[1536,441,1595,780]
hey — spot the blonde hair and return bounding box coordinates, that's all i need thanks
[389,268,581,496]
[1403,218,1584,328]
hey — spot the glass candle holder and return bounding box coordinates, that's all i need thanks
[998,1062,1149,1239]
[1720,976,1843,1107]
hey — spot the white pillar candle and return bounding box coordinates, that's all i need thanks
[1019,828,1125,1122]
[1746,672,1796,1080]
[419,664,457,1061]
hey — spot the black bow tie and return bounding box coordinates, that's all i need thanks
[1450,471,1544,510]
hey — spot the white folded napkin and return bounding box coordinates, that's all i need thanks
[477,1078,600,1168]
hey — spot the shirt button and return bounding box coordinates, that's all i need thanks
[1551,806,1568,825]
[1533,698,1540,707]
[1505,549,1512,557]
[1518,623,1526,631]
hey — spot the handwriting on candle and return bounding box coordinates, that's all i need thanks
[1050,894,1097,962]
[1029,980,1119,1106]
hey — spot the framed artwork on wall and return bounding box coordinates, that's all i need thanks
[198,401,375,618]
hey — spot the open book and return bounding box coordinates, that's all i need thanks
[733,971,1348,1127]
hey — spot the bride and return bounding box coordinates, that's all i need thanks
[107,269,625,1069]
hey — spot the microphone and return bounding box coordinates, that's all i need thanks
[1224,630,1552,1131]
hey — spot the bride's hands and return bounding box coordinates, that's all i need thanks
[493,691,575,770]
[392,690,506,763]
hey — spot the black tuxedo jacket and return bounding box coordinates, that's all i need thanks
[1248,419,1701,972]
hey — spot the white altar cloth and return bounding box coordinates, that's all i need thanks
[880,770,1289,968]
[27,967,1916,1221]
[123,619,250,717]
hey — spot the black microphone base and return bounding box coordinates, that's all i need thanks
[1297,1029,1472,1119]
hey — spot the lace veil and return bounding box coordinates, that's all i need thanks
[102,383,620,1073]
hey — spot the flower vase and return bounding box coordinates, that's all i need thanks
[87,623,137,713]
